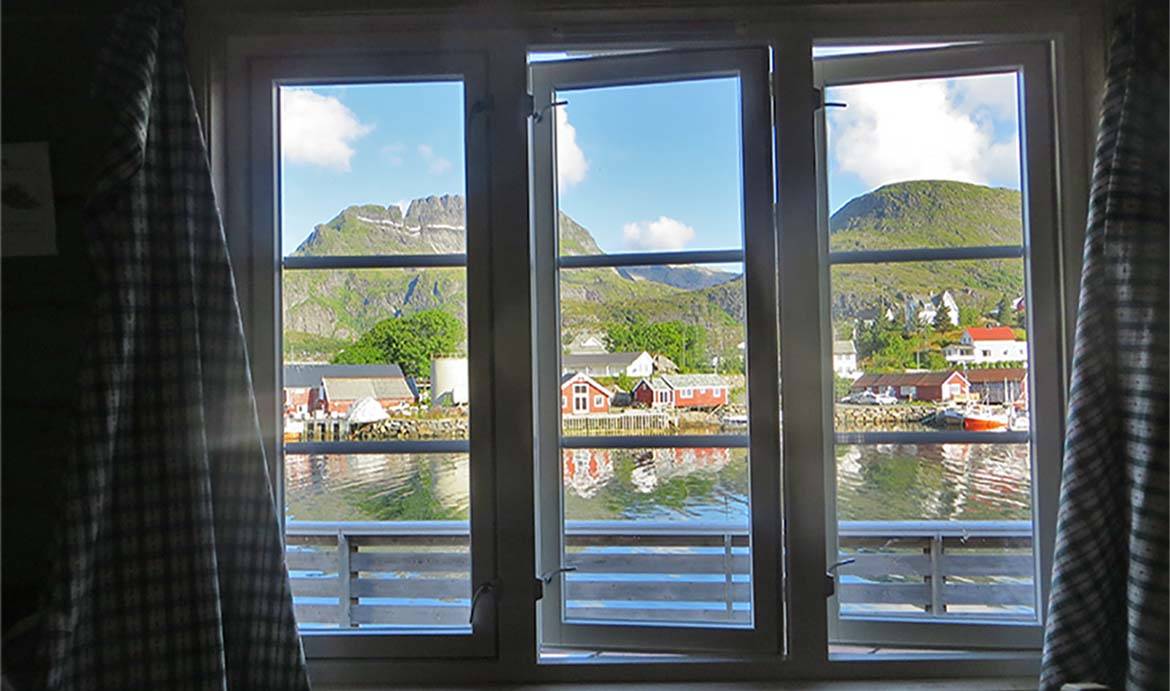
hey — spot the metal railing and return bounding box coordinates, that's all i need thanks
[286,519,1033,628]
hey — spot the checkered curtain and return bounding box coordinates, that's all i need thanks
[1040,1,1168,689]
[40,3,310,689]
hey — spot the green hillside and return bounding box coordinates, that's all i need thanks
[282,181,1026,362]
[827,180,1025,321]
[830,180,1022,250]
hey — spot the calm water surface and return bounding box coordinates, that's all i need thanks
[285,443,1032,524]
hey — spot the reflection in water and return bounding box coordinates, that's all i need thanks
[285,444,1032,524]
[836,443,1031,521]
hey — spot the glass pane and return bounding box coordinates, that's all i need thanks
[286,453,470,629]
[279,82,466,257]
[823,72,1023,251]
[558,263,746,438]
[830,258,1029,434]
[282,268,468,443]
[554,78,744,255]
[561,447,750,626]
[835,443,1035,620]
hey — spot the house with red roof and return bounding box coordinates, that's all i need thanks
[851,371,970,402]
[561,372,613,415]
[943,326,1028,366]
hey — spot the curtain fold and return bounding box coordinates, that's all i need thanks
[40,2,310,688]
[1040,1,1168,689]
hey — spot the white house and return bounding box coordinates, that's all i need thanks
[905,290,960,327]
[944,326,1028,365]
[562,350,654,378]
[566,331,607,354]
[832,340,859,378]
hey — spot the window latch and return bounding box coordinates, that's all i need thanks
[530,99,569,124]
[824,558,856,598]
[812,87,847,110]
[534,566,577,601]
[469,579,498,624]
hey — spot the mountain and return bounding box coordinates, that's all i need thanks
[829,180,1023,250]
[826,180,1025,322]
[282,181,1027,362]
[292,195,466,256]
[619,265,738,290]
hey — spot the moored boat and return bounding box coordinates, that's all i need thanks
[962,407,1009,431]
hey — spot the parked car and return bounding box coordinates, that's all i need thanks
[842,391,898,405]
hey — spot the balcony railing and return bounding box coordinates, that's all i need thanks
[286,520,1034,629]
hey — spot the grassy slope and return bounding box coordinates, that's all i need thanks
[283,181,1026,361]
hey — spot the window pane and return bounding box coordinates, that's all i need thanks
[561,447,750,626]
[282,268,468,443]
[823,73,1023,252]
[836,443,1035,619]
[830,259,1028,434]
[555,78,744,255]
[286,453,470,628]
[279,82,466,257]
[558,263,746,438]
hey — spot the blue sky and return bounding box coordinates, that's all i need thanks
[279,69,1021,256]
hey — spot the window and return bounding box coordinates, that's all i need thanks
[531,48,781,654]
[246,53,496,659]
[815,42,1063,649]
[222,15,1084,683]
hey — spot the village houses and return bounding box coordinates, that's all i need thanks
[283,363,417,416]
[562,350,655,378]
[944,326,1028,365]
[632,373,730,409]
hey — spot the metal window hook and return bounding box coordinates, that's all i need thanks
[531,100,569,124]
[469,579,498,624]
[824,558,856,598]
[533,567,577,601]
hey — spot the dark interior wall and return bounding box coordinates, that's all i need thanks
[2,10,116,628]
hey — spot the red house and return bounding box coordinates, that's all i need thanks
[283,364,417,416]
[561,372,613,415]
[632,374,730,409]
[850,370,970,402]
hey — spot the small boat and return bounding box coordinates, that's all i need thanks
[962,407,1010,431]
[938,407,967,427]
[720,413,749,429]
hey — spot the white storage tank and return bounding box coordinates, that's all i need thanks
[430,357,469,407]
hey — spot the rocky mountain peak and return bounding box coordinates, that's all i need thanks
[404,194,465,229]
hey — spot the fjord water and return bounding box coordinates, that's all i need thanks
[285,442,1032,524]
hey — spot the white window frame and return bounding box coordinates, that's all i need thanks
[531,47,782,655]
[229,51,498,660]
[210,6,1093,684]
[814,42,1066,650]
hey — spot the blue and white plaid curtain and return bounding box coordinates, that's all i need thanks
[1040,1,1168,689]
[40,3,310,689]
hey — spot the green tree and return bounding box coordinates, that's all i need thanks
[615,373,634,393]
[331,342,386,365]
[332,309,463,377]
[994,296,1012,325]
[833,375,853,401]
[932,302,953,332]
[605,318,708,373]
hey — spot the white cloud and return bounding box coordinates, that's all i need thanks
[622,216,697,251]
[280,89,373,171]
[555,107,588,191]
[417,144,453,175]
[827,76,1020,190]
[950,72,1018,121]
[394,200,409,215]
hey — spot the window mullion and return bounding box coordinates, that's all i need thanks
[772,31,831,669]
